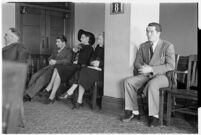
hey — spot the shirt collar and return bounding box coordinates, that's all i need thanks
[151,39,159,52]
[58,45,65,53]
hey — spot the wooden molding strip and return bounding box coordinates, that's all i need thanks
[101,96,125,115]
[18,3,71,13]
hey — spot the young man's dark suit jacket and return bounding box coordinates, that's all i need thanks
[26,46,73,98]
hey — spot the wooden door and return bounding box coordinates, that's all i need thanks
[21,6,68,55]
[17,3,74,72]
[21,7,42,54]
[46,10,65,54]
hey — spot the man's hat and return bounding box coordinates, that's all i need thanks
[78,29,95,45]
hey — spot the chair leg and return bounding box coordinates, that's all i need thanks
[159,90,164,126]
[166,92,172,126]
[172,96,176,117]
[92,82,98,110]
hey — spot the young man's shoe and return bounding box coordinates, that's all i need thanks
[148,116,159,127]
[23,94,31,102]
[122,113,141,122]
[39,89,50,98]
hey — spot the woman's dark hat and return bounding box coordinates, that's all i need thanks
[78,29,95,45]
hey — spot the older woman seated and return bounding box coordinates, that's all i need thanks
[41,29,95,104]
[59,33,104,108]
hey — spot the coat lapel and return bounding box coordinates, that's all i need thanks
[57,46,67,58]
[142,42,151,64]
[149,39,163,65]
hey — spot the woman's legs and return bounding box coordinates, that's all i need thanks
[48,72,61,100]
[77,85,85,104]
[45,68,58,91]
[58,84,78,99]
[67,84,78,95]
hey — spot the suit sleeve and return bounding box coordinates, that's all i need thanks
[134,45,144,75]
[151,44,175,75]
[48,51,57,61]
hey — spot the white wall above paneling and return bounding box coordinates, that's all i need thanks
[104,3,131,98]
[130,3,159,68]
[2,3,16,47]
[160,3,197,56]
[74,3,105,47]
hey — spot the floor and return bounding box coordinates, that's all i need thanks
[19,99,198,134]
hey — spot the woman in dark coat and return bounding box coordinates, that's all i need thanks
[41,29,95,104]
[3,27,29,63]
[59,33,104,108]
[24,35,73,100]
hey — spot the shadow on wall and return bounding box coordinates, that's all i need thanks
[130,25,146,69]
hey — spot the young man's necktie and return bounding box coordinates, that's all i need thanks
[150,43,154,59]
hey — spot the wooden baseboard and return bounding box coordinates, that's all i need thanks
[101,96,125,115]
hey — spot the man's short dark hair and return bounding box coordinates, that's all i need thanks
[148,22,162,32]
[56,35,67,43]
[9,27,21,39]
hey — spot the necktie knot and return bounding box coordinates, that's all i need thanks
[150,42,154,47]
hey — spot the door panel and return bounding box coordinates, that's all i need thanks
[50,16,64,27]
[22,14,40,26]
[20,4,69,55]
[23,26,40,54]
[22,7,41,54]
[46,10,65,53]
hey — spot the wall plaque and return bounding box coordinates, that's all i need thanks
[111,3,124,15]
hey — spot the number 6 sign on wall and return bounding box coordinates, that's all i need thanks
[111,3,124,15]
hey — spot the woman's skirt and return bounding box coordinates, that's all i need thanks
[56,64,80,83]
[79,67,103,90]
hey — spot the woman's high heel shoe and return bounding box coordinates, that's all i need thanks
[58,92,71,100]
[42,98,55,104]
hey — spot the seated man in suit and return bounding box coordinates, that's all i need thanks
[122,22,175,127]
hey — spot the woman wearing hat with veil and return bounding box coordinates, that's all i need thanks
[59,33,104,109]
[41,29,95,104]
